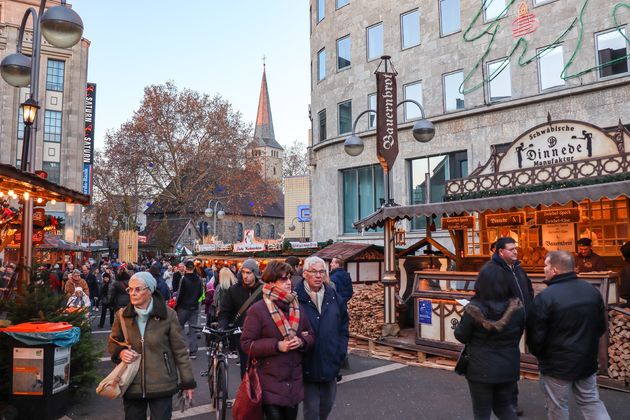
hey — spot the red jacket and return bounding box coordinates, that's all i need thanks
[240,299,314,407]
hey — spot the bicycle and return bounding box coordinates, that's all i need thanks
[190,323,240,420]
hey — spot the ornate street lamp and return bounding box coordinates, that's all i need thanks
[204,200,226,240]
[344,56,435,337]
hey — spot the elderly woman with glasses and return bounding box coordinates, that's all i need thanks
[108,271,196,420]
[240,261,315,420]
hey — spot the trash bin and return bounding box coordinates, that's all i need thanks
[1,322,80,420]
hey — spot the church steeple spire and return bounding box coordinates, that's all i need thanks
[253,63,282,150]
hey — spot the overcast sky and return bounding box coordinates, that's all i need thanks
[75,0,311,151]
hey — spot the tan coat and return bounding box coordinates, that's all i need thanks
[108,293,196,399]
[64,277,89,297]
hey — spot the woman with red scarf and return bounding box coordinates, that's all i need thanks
[240,261,315,420]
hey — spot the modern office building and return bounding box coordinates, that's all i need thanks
[309,0,630,250]
[0,0,90,243]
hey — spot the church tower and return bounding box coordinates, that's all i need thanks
[248,63,283,183]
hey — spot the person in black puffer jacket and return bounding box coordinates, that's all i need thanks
[526,251,609,420]
[455,270,525,420]
[109,266,131,311]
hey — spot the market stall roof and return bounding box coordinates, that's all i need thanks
[0,163,90,205]
[6,234,87,251]
[354,179,630,231]
[313,242,383,262]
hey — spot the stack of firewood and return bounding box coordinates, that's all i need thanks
[608,311,630,380]
[348,283,384,339]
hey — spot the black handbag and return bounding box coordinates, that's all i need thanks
[454,345,469,375]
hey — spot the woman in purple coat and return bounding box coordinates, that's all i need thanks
[240,261,315,420]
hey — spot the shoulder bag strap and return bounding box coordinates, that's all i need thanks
[110,309,132,349]
[234,284,263,324]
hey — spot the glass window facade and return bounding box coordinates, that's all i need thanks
[338,100,352,135]
[42,161,60,184]
[488,58,511,102]
[538,45,565,90]
[318,109,327,142]
[318,48,326,81]
[596,28,629,78]
[342,164,384,233]
[409,152,468,230]
[337,35,351,70]
[44,110,63,142]
[368,93,376,129]
[403,82,422,121]
[46,59,65,92]
[367,23,384,61]
[443,71,465,111]
[401,9,420,49]
[440,0,461,36]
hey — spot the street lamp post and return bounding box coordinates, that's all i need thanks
[204,199,225,240]
[344,56,435,337]
[110,214,138,231]
[0,0,83,293]
[288,216,307,242]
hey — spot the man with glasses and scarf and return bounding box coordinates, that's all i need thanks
[477,237,533,416]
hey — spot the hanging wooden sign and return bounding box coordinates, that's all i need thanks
[535,208,581,225]
[485,212,525,228]
[441,216,475,230]
[376,71,398,172]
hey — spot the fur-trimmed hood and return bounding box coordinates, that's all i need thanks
[465,298,523,332]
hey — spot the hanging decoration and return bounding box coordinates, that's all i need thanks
[512,2,539,38]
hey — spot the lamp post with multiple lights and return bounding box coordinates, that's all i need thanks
[204,199,226,241]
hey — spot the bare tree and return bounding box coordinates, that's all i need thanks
[283,139,309,178]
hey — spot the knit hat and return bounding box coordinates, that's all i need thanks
[241,259,260,277]
[577,238,592,247]
[130,271,157,293]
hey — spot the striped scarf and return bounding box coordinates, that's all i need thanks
[262,283,300,339]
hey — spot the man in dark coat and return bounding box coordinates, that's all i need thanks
[477,237,533,415]
[149,264,171,301]
[329,256,353,304]
[175,260,203,359]
[219,258,263,376]
[296,256,349,420]
[576,237,607,273]
[285,256,303,290]
[82,264,100,309]
[527,250,609,419]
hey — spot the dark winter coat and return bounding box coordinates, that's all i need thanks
[83,272,100,299]
[455,298,525,384]
[107,293,196,399]
[240,299,315,407]
[218,280,263,328]
[477,254,534,312]
[295,281,349,383]
[108,279,130,310]
[329,268,353,304]
[174,272,203,311]
[526,272,607,381]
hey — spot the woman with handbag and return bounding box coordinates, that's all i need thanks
[240,261,315,420]
[454,274,525,420]
[108,271,196,420]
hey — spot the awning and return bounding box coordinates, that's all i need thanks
[312,242,377,261]
[355,180,630,230]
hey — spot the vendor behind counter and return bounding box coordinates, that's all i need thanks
[576,238,607,273]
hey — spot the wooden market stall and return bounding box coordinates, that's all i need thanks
[351,118,630,390]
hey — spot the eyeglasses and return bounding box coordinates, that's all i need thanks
[305,270,326,276]
[126,286,149,294]
[278,274,292,282]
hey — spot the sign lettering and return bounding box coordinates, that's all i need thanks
[535,208,581,225]
[485,212,525,228]
[83,83,96,198]
[376,72,398,172]
[441,216,475,230]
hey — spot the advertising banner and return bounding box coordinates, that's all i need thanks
[376,71,398,172]
[83,83,96,197]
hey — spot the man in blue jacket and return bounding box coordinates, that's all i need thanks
[296,256,349,420]
[329,256,353,304]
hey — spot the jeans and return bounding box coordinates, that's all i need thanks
[237,342,248,379]
[467,380,518,420]
[304,380,337,420]
[123,396,173,420]
[262,404,298,420]
[540,374,610,420]
[176,307,199,355]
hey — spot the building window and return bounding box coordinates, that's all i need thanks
[440,0,461,36]
[596,28,629,78]
[577,198,629,255]
[368,93,376,129]
[342,164,384,233]
[367,23,384,61]
[44,110,62,142]
[487,58,511,102]
[236,223,244,242]
[269,224,275,239]
[484,0,506,21]
[401,9,420,49]
[534,0,555,5]
[317,0,325,22]
[46,59,65,92]
[336,0,350,8]
[337,35,351,70]
[42,161,60,184]
[403,82,422,121]
[443,71,465,112]
[338,100,352,135]
[254,223,261,237]
[317,48,326,81]
[318,109,327,142]
[409,151,468,230]
[538,45,565,90]
[17,108,25,139]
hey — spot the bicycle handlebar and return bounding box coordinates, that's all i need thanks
[189,325,241,336]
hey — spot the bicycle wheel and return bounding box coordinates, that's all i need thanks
[215,360,228,420]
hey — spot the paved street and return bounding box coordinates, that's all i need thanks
[58,312,630,420]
